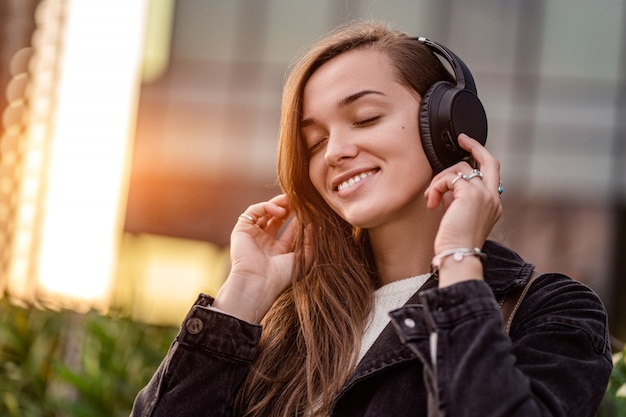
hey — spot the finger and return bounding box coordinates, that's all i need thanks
[458,133,501,194]
[265,210,292,237]
[425,156,472,196]
[425,169,466,209]
[442,190,455,211]
[426,158,474,194]
[237,194,290,229]
[260,194,290,232]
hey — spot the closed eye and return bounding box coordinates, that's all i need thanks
[308,137,327,154]
[353,116,380,127]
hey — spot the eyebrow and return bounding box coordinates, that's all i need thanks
[301,89,385,128]
[338,89,385,107]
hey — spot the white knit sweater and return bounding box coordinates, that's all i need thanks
[357,273,430,363]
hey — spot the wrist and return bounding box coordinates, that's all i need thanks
[213,281,266,324]
[431,247,486,288]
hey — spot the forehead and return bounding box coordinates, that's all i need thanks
[302,49,398,107]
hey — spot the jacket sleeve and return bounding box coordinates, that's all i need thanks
[390,275,612,417]
[130,294,262,417]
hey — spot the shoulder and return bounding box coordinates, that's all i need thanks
[512,271,610,356]
[482,241,610,355]
[521,272,607,324]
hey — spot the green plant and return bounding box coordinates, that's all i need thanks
[598,347,626,417]
[0,299,61,417]
[0,298,177,417]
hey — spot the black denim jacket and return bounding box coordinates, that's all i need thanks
[130,241,612,417]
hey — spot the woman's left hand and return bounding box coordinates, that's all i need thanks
[424,133,503,258]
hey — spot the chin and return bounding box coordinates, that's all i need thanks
[333,197,384,225]
[340,212,380,230]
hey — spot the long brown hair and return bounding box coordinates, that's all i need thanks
[234,20,454,417]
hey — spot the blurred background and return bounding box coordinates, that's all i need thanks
[0,0,625,415]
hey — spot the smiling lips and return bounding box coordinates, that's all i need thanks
[336,170,376,192]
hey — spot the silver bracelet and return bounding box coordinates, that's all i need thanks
[430,247,487,277]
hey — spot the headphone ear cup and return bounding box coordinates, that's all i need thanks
[419,81,450,173]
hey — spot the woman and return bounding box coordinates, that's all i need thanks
[131,20,612,417]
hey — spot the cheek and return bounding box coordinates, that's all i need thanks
[399,121,429,162]
[308,158,327,195]
[388,123,432,178]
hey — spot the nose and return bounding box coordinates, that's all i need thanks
[323,129,358,166]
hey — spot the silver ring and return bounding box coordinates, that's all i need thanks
[498,180,504,197]
[239,212,257,224]
[451,172,465,186]
[451,169,483,187]
[466,169,483,181]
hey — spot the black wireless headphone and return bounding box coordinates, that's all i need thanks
[414,37,488,173]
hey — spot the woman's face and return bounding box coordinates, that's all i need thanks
[302,48,433,229]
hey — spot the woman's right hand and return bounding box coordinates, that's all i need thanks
[212,194,297,323]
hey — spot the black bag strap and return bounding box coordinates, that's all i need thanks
[499,271,540,335]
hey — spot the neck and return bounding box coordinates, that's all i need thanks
[369,205,442,286]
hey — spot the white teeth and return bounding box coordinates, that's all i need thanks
[337,171,374,191]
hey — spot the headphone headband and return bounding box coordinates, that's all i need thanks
[414,36,477,93]
[413,36,488,173]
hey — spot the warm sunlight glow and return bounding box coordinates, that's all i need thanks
[114,234,231,326]
[34,1,148,309]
